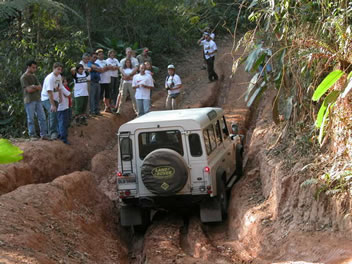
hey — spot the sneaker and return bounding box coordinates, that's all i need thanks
[104,107,112,113]
[95,112,102,116]
[50,133,58,140]
[80,116,88,126]
[40,135,50,141]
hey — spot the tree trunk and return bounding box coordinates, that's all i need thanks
[85,2,93,51]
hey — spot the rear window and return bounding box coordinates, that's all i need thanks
[138,130,183,160]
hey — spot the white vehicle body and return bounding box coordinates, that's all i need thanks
[117,107,242,225]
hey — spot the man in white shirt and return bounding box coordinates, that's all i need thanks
[165,64,182,110]
[95,49,112,112]
[106,49,120,107]
[132,64,154,116]
[198,32,219,82]
[41,62,64,140]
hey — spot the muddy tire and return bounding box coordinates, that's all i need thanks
[217,177,228,217]
[236,144,243,178]
[141,148,188,195]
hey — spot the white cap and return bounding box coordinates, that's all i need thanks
[167,64,175,69]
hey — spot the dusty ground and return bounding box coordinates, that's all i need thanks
[1,35,352,264]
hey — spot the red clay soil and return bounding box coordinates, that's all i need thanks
[0,171,128,263]
[0,111,132,195]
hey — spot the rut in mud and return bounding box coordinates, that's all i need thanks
[2,37,352,264]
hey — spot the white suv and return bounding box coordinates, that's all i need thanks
[116,107,243,226]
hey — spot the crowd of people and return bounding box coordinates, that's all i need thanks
[20,28,218,145]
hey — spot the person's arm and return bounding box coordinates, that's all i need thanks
[61,85,71,97]
[197,37,205,45]
[132,76,138,89]
[142,76,154,89]
[47,91,57,112]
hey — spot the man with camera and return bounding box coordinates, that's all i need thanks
[198,32,219,83]
[165,64,182,110]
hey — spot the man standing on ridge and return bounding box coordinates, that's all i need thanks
[20,60,48,140]
[198,32,219,82]
[41,62,64,140]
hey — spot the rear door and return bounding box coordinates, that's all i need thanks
[135,127,191,196]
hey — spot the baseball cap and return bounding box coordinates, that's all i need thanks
[96,48,104,53]
[167,64,175,69]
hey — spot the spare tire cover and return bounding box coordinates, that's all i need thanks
[141,148,188,195]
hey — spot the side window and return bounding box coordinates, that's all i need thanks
[203,129,211,155]
[221,116,229,139]
[208,125,217,150]
[189,133,202,157]
[120,137,133,161]
[215,120,223,145]
[203,125,217,155]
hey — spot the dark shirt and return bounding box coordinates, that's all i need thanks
[87,61,101,83]
[20,72,41,103]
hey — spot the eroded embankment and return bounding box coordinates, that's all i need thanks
[0,171,128,264]
[0,111,132,195]
[224,90,352,263]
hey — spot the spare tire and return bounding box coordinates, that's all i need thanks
[141,148,188,195]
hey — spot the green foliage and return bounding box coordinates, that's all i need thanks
[0,139,23,164]
[312,70,343,101]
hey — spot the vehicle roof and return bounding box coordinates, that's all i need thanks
[119,107,224,132]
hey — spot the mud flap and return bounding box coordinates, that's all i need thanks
[200,198,223,223]
[120,204,143,227]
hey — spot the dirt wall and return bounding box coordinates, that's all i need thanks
[226,89,352,263]
[0,113,131,196]
[0,171,128,264]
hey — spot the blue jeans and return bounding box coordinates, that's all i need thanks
[57,109,69,143]
[42,99,59,136]
[24,101,47,137]
[90,81,101,114]
[136,99,150,116]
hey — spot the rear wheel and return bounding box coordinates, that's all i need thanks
[236,144,243,178]
[217,177,228,218]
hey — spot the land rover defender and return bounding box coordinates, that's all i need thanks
[116,107,243,226]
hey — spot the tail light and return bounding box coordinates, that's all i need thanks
[207,185,212,194]
[117,171,123,177]
[124,190,131,196]
[204,166,210,173]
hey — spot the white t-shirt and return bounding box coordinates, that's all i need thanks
[132,73,154,100]
[106,57,120,78]
[41,72,63,102]
[200,40,217,59]
[58,86,71,111]
[95,59,111,84]
[122,68,133,84]
[165,74,182,95]
[79,60,90,71]
[73,72,89,97]
[120,57,139,69]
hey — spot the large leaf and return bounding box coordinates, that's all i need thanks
[315,91,340,128]
[247,81,266,107]
[245,72,260,101]
[318,103,333,145]
[312,70,344,101]
[341,78,352,98]
[0,139,23,164]
[245,44,263,72]
[283,96,293,120]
